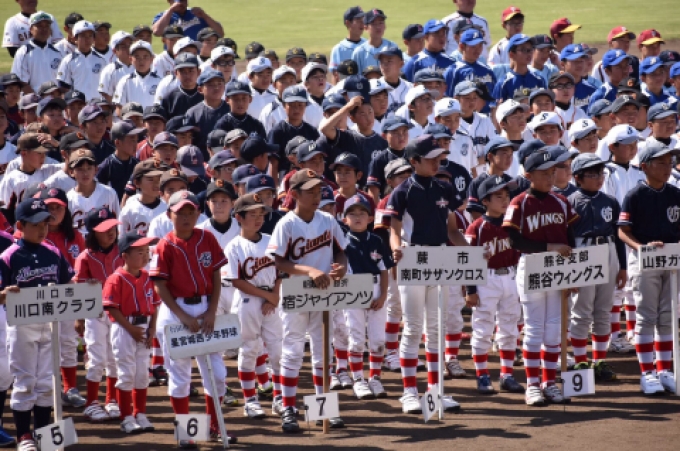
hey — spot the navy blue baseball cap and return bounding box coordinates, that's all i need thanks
[197,69,224,86]
[638,141,680,164]
[297,140,326,162]
[322,93,347,111]
[517,139,546,166]
[560,44,587,61]
[451,17,476,35]
[529,88,555,104]
[640,56,663,75]
[225,80,251,96]
[524,149,559,172]
[382,116,412,133]
[414,68,444,83]
[78,104,108,124]
[118,230,158,255]
[611,94,641,113]
[284,136,308,156]
[478,176,518,200]
[402,24,423,40]
[343,75,371,104]
[530,34,554,49]
[377,45,403,60]
[152,131,179,149]
[206,179,237,200]
[143,104,167,121]
[404,134,449,160]
[507,33,532,52]
[174,53,199,70]
[660,50,680,66]
[424,123,453,139]
[602,49,632,68]
[85,207,120,233]
[460,28,484,46]
[207,129,227,149]
[37,97,66,116]
[177,145,205,177]
[546,145,577,163]
[64,90,86,105]
[343,6,365,22]
[282,85,309,104]
[571,153,605,174]
[16,198,51,223]
[232,164,261,185]
[483,136,519,159]
[589,99,613,117]
[240,135,277,161]
[330,152,362,171]
[110,120,145,141]
[166,116,196,134]
[423,19,445,35]
[245,174,276,194]
[319,185,336,208]
[648,102,678,121]
[364,8,386,25]
[208,150,237,169]
[343,194,372,215]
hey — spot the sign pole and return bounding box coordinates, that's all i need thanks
[671,271,679,395]
[203,355,228,449]
[437,285,444,420]
[322,311,330,434]
[50,321,64,451]
[560,290,569,375]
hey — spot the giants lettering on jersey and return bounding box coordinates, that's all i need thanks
[240,256,275,280]
[288,230,332,260]
[526,212,565,233]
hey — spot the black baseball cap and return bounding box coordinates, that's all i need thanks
[517,139,546,166]
[285,136,308,156]
[132,24,152,37]
[37,81,59,97]
[225,80,251,97]
[611,94,641,113]
[197,27,219,42]
[362,65,381,77]
[59,132,91,151]
[308,52,328,65]
[364,9,387,25]
[174,53,199,69]
[65,12,84,28]
[618,77,641,94]
[166,116,196,134]
[232,164,261,185]
[478,176,518,200]
[403,24,424,40]
[245,174,276,194]
[530,34,555,49]
[118,230,158,255]
[330,152,361,171]
[589,99,613,117]
[143,105,167,121]
[93,20,111,30]
[571,153,605,175]
[111,121,145,141]
[208,150,237,169]
[296,140,326,162]
[240,136,278,161]
[16,199,51,223]
[286,47,307,62]
[206,179,237,200]
[163,25,184,39]
[404,134,450,160]
[1,73,22,87]
[207,130,227,149]
[343,6,365,22]
[245,42,265,59]
[524,149,559,172]
[37,97,66,115]
[337,59,359,77]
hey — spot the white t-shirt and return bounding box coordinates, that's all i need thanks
[2,12,63,48]
[67,183,120,235]
[118,195,167,235]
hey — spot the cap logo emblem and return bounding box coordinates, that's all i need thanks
[627,79,634,87]
[181,192,189,199]
[48,189,58,196]
[543,153,550,161]
[253,193,261,202]
[305,169,316,177]
[260,176,268,185]
[662,103,670,110]
[99,209,108,219]
[496,177,503,183]
[627,126,635,134]
[651,58,657,64]
[137,229,147,236]
[170,169,178,176]
[32,201,41,209]
[248,167,256,174]
[347,67,354,74]
[215,179,224,187]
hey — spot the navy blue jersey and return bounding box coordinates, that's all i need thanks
[0,239,74,289]
[260,210,284,235]
[323,130,388,187]
[492,70,546,103]
[467,172,513,214]
[385,174,461,245]
[403,49,456,82]
[619,182,680,244]
[512,174,531,194]
[569,189,620,238]
[214,113,266,141]
[90,139,116,166]
[267,120,320,174]
[184,101,231,157]
[366,147,407,192]
[588,82,617,109]
[345,230,394,276]
[161,87,204,120]
[439,159,472,206]
[97,154,139,200]
[553,182,577,198]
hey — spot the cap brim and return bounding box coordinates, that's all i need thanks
[170,125,196,133]
[236,204,273,213]
[652,110,679,120]
[343,202,372,215]
[122,112,143,119]
[69,156,96,167]
[180,165,205,177]
[431,132,452,140]
[643,148,680,163]
[463,38,485,46]
[422,147,449,159]
[298,150,325,162]
[561,25,582,33]
[555,150,576,163]
[226,90,252,97]
[573,160,605,174]
[23,211,52,223]
[296,178,323,190]
[530,160,559,171]
[153,141,179,149]
[611,31,636,41]
[503,12,523,22]
[174,62,199,70]
[128,236,159,248]
[485,180,519,198]
[387,166,413,178]
[283,96,310,104]
[318,199,336,208]
[329,161,361,171]
[142,169,166,178]
[642,38,664,45]
[144,113,167,121]
[170,200,199,212]
[92,218,121,232]
[562,53,587,61]
[615,136,639,145]
[43,198,67,207]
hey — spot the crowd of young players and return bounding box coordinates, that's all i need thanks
[1,0,680,449]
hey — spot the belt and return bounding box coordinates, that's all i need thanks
[127,315,149,326]
[183,296,203,305]
[490,267,513,275]
[576,235,614,247]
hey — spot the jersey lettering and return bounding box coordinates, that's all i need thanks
[198,252,212,268]
[288,230,332,260]
[486,236,512,257]
[241,256,275,280]
[526,212,565,233]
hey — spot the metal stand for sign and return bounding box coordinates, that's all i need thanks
[50,321,64,451]
[560,290,569,376]
[322,311,330,434]
[437,285,445,420]
[670,271,680,395]
[203,355,229,449]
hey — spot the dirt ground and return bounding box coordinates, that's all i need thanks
[4,314,679,451]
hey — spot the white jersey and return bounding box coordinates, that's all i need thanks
[43,170,77,192]
[487,37,510,67]
[118,195,167,235]
[459,112,496,175]
[98,59,133,98]
[0,163,61,208]
[113,70,162,108]
[247,85,278,120]
[259,97,323,134]
[11,40,63,92]
[408,118,432,141]
[555,101,588,130]
[152,51,174,77]
[237,72,249,84]
[602,162,645,205]
[266,210,347,274]
[53,39,76,58]
[382,77,412,116]
[5,156,58,174]
[197,218,240,250]
[67,183,120,234]
[94,46,115,65]
[154,74,179,104]
[147,211,208,239]
[57,49,107,101]
[591,61,609,85]
[0,142,17,183]
[2,12,63,48]
[447,129,476,174]
[225,234,277,289]
[443,11,491,60]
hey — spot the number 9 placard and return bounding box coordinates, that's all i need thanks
[563,368,595,398]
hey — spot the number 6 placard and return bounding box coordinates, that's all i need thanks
[174,414,209,442]
[303,392,339,422]
[563,368,595,398]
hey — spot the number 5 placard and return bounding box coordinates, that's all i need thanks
[35,418,78,451]
[174,414,209,442]
[563,368,595,398]
[303,392,339,422]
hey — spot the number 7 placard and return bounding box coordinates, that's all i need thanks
[303,392,339,422]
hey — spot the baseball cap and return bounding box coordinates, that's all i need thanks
[450,17,477,35]
[671,62,680,79]
[405,85,435,106]
[296,140,326,162]
[163,25,184,39]
[84,207,120,233]
[301,62,327,82]
[90,97,111,109]
[569,119,600,142]
[245,174,276,194]
[132,24,152,37]
[376,45,403,60]
[262,49,281,63]
[580,43,598,56]
[217,37,240,58]
[197,27,219,42]
[362,65,381,78]
[381,116,412,133]
[64,12,84,28]
[618,77,641,94]
[319,185,336,208]
[73,20,95,37]
[29,11,52,26]
[208,150,237,169]
[517,139,546,166]
[68,148,96,167]
[206,130,227,149]
[529,111,562,131]
[530,34,555,49]
[529,88,555,105]
[177,145,205,177]
[368,79,392,96]
[130,40,154,56]
[423,20,445,35]
[58,132,90,152]
[507,33,532,52]
[483,136,518,159]
[610,94,641,113]
[638,141,680,164]
[478,176,518,200]
[602,49,632,68]
[16,199,51,224]
[343,194,372,215]
[206,179,237,200]
[550,18,581,36]
[111,31,133,49]
[285,47,307,63]
[273,65,296,82]
[247,56,273,75]
[118,230,158,255]
[37,97,66,116]
[132,158,168,180]
[143,105,167,122]
[282,86,309,104]
[78,104,107,124]
[17,133,49,153]
[560,44,587,61]
[413,69,444,83]
[589,99,613,117]
[240,136,277,162]
[384,158,412,179]
[549,71,576,87]
[37,81,59,97]
[402,24,424,40]
[211,46,235,63]
[284,136,308,156]
[174,53,199,70]
[496,99,529,123]
[337,59,359,77]
[434,98,461,118]
[18,93,40,110]
[501,6,523,22]
[647,102,677,121]
[571,153,605,175]
[364,9,387,25]
[343,75,371,104]
[93,20,111,30]
[330,152,362,171]
[404,134,449,160]
[289,168,323,190]
[425,123,453,140]
[111,120,145,141]
[640,56,664,75]
[607,124,639,145]
[232,164,261,185]
[233,193,272,214]
[460,28,485,46]
[637,29,664,46]
[120,102,143,119]
[167,190,199,212]
[660,50,680,66]
[224,129,247,145]
[322,93,347,112]
[64,90,86,106]
[160,168,188,190]
[343,6,365,22]
[197,69,224,86]
[453,80,481,97]
[524,149,559,172]
[608,26,636,42]
[165,116,196,134]
[225,80,251,97]
[173,37,200,56]
[245,42,265,60]
[152,131,179,149]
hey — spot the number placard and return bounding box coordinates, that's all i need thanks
[35,418,78,451]
[174,414,209,442]
[563,368,595,398]
[421,386,440,423]
[303,392,339,422]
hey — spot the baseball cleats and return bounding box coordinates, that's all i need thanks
[400,389,422,414]
[120,415,143,434]
[499,375,525,393]
[209,428,237,444]
[383,351,401,372]
[83,402,109,422]
[658,371,676,393]
[543,384,567,404]
[525,385,545,406]
[149,366,168,386]
[316,417,345,428]
[62,388,86,408]
[257,381,274,400]
[609,333,635,353]
[640,372,665,395]
[593,361,617,382]
[0,426,14,448]
[368,377,387,398]
[441,395,461,412]
[16,434,37,451]
[476,374,495,394]
[223,387,239,406]
[353,379,374,400]
[105,401,121,420]
[272,395,285,416]
[135,413,155,432]
[281,407,300,433]
[244,396,266,419]
[178,439,197,449]
[445,359,466,378]
[336,370,353,388]
[329,373,342,390]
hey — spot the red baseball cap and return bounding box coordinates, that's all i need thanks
[550,18,581,37]
[608,26,636,42]
[637,29,664,46]
[501,6,523,23]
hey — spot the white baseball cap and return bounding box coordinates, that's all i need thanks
[129,40,155,56]
[73,20,95,37]
[173,37,201,56]
[210,46,234,62]
[528,111,563,132]
[369,79,393,95]
[246,56,273,75]
[111,31,133,49]
[606,124,639,145]
[301,62,328,82]
[405,85,436,106]
[496,99,529,124]
[569,118,601,142]
[434,98,461,117]
[273,65,297,82]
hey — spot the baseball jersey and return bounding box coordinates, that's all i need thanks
[266,210,348,274]
[568,189,620,239]
[73,246,123,284]
[555,102,588,130]
[224,234,277,289]
[351,38,398,74]
[385,174,461,246]
[57,50,108,101]
[444,61,497,112]
[588,82,618,110]
[467,172,513,214]
[113,71,162,108]
[67,183,121,234]
[150,228,227,298]
[642,86,669,107]
[54,38,76,58]
[152,51,175,78]
[602,161,645,205]
[502,190,579,247]
[330,38,366,72]
[267,120,320,163]
[99,60,134,98]
[197,217,240,250]
[553,183,577,198]
[248,86,278,121]
[465,215,519,269]
[573,79,598,112]
[43,170,77,193]
[2,13,63,47]
[118,196,167,235]
[0,239,74,290]
[440,159,472,206]
[345,230,393,276]
[0,142,17,183]
[366,147,407,193]
[0,164,62,223]
[45,230,85,268]
[184,101,232,156]
[214,113,266,140]
[492,70,546,103]
[382,77,413,116]
[459,113,496,174]
[152,9,208,41]
[487,37,510,67]
[147,211,208,240]
[154,74,179,105]
[333,190,376,220]
[94,46,115,65]
[10,40,63,93]
[447,129,476,174]
[97,154,139,200]
[619,182,680,244]
[403,49,456,82]
[161,86,204,120]
[103,267,160,318]
[442,11,491,59]
[324,130,388,184]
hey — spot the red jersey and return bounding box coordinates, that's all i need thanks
[466,216,520,269]
[333,189,376,220]
[502,191,579,247]
[374,196,392,231]
[73,245,123,284]
[453,210,469,234]
[45,230,86,268]
[0,212,12,234]
[136,138,154,161]
[103,267,160,318]
[149,228,227,298]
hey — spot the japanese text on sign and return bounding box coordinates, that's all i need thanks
[639,244,680,272]
[281,274,374,313]
[522,244,609,293]
[397,246,488,286]
[165,314,242,360]
[6,283,103,326]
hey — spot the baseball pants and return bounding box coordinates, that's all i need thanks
[217,285,235,316]
[85,315,117,382]
[111,322,150,391]
[446,286,466,361]
[59,319,79,368]
[346,283,386,356]
[8,323,53,411]
[628,250,673,337]
[471,271,521,353]
[384,274,402,354]
[0,310,11,392]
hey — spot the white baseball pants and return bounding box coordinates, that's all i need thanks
[111,322,150,391]
[85,315,117,382]
[8,323,53,411]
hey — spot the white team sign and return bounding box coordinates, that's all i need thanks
[522,245,609,294]
[562,368,595,398]
[35,418,78,451]
[397,246,487,286]
[303,392,340,422]
[639,244,680,272]
[6,283,103,326]
[174,414,210,442]
[165,314,242,360]
[280,274,374,313]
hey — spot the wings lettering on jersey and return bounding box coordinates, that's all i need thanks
[526,212,565,233]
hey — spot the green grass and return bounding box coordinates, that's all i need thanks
[1,0,678,73]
